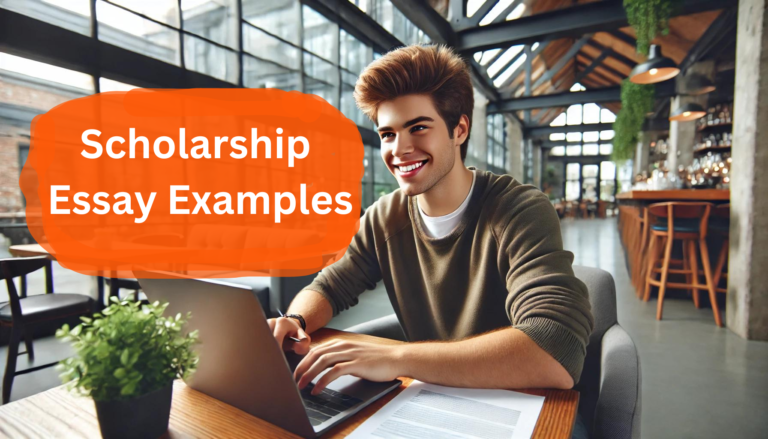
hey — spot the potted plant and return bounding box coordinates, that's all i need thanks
[56,297,199,439]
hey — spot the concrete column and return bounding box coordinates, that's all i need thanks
[634,131,652,176]
[506,116,524,180]
[532,143,542,188]
[728,0,768,340]
[468,88,488,170]
[668,62,715,173]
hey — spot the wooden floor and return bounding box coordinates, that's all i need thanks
[3,218,768,438]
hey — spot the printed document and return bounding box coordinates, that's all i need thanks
[348,380,545,439]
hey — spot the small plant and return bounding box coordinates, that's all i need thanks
[623,0,682,55]
[613,80,655,162]
[56,297,199,401]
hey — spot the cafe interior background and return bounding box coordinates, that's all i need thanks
[0,0,766,438]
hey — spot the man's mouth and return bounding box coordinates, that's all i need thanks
[394,159,428,177]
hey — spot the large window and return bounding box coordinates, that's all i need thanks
[487,114,507,174]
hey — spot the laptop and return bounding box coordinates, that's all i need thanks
[136,272,402,438]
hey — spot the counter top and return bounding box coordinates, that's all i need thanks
[616,189,729,201]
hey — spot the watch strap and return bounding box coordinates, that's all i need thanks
[284,313,306,331]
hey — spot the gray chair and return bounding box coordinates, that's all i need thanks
[344,265,641,439]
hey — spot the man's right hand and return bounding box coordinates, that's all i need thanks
[268,317,311,355]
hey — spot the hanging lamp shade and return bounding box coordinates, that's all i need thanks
[683,74,717,95]
[629,45,680,84]
[669,103,706,122]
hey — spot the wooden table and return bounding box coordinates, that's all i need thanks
[0,329,580,438]
[616,189,730,201]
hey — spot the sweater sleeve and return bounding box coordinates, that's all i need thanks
[304,207,383,316]
[497,188,594,384]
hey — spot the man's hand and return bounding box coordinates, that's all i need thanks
[268,317,311,355]
[293,340,406,395]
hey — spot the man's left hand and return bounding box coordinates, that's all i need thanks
[293,340,407,395]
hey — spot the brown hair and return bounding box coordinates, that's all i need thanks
[354,44,474,161]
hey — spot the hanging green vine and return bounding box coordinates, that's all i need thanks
[612,80,655,162]
[623,0,681,55]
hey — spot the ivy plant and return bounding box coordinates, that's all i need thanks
[56,297,199,401]
[613,80,655,162]
[623,0,682,55]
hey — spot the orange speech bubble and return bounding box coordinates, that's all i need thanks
[20,89,364,278]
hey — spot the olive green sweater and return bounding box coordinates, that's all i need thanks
[306,169,594,383]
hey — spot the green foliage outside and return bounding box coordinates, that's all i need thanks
[613,80,655,162]
[623,0,681,55]
[56,297,199,401]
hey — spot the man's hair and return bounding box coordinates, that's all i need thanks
[354,44,474,161]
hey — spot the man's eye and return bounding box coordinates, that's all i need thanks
[411,125,427,133]
[380,132,394,139]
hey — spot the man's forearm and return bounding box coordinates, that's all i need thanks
[400,327,575,390]
[286,289,334,334]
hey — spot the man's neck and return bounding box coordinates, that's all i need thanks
[417,163,474,217]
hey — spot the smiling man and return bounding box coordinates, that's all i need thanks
[268,45,594,397]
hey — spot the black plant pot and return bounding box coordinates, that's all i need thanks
[94,383,173,439]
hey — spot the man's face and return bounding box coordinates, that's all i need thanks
[376,94,461,197]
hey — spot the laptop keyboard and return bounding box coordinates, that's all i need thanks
[300,383,363,426]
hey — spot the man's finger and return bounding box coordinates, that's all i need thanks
[297,352,351,390]
[293,341,347,382]
[292,328,311,355]
[311,363,353,395]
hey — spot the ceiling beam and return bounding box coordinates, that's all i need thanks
[574,49,612,85]
[489,81,677,113]
[576,62,620,85]
[305,0,402,52]
[457,0,731,53]
[579,53,628,81]
[608,30,637,48]
[495,38,553,90]
[530,35,593,91]
[463,0,501,29]
[678,7,738,73]
[389,0,456,46]
[585,40,637,70]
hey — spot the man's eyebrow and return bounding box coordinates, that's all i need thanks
[377,116,435,133]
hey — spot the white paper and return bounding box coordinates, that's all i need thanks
[347,381,545,439]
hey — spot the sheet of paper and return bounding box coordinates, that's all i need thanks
[347,380,545,439]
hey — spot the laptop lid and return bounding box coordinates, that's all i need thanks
[136,272,317,439]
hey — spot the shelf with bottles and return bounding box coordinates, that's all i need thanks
[649,138,669,157]
[681,151,732,189]
[696,102,733,131]
[694,131,733,153]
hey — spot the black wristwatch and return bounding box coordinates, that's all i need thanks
[284,313,306,331]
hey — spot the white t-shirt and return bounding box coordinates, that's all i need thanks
[417,171,476,239]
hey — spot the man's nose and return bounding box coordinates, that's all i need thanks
[392,134,414,158]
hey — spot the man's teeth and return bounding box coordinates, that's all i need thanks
[398,161,425,172]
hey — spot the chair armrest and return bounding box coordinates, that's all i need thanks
[595,324,641,439]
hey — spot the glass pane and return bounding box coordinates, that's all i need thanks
[583,131,599,142]
[583,165,598,178]
[583,144,599,155]
[0,52,94,91]
[0,0,91,35]
[600,180,615,201]
[340,30,371,75]
[243,55,300,90]
[98,1,180,65]
[550,113,566,127]
[582,178,598,201]
[565,181,580,201]
[549,133,566,141]
[341,82,368,127]
[243,23,300,69]
[600,143,613,155]
[566,163,580,180]
[100,77,138,91]
[304,53,338,106]
[550,146,565,156]
[109,0,179,26]
[566,145,581,156]
[600,130,615,140]
[600,161,616,180]
[601,108,616,123]
[182,0,238,49]
[566,132,582,142]
[184,34,238,82]
[583,103,600,124]
[303,5,338,63]
[566,104,582,125]
[487,45,523,77]
[242,0,299,45]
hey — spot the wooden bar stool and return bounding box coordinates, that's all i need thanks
[710,204,730,294]
[643,202,722,327]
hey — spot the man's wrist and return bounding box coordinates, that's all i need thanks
[284,313,306,331]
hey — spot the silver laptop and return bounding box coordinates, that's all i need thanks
[136,272,402,438]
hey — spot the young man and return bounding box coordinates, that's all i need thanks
[269,45,594,396]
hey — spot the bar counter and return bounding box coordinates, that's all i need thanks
[616,189,730,202]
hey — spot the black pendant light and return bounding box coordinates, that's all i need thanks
[629,45,680,84]
[669,103,706,122]
[683,74,717,95]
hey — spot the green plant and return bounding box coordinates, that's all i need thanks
[56,297,199,401]
[623,0,681,55]
[613,80,655,162]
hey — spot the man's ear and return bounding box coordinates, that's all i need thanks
[453,114,470,147]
